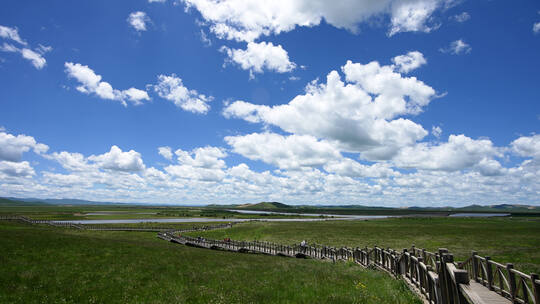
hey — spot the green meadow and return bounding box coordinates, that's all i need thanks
[0,221,420,304]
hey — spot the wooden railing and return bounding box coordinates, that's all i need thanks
[459,251,540,303]
[160,231,539,304]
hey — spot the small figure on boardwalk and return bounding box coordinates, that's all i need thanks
[300,240,306,247]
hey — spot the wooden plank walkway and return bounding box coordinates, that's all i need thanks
[461,282,511,304]
[160,232,537,304]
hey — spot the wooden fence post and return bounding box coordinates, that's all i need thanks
[485,256,493,291]
[454,268,470,304]
[443,253,455,304]
[438,249,449,304]
[506,263,516,301]
[401,249,408,275]
[471,251,479,283]
[366,247,370,266]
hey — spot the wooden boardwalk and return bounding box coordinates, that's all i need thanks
[159,231,539,304]
[461,282,511,304]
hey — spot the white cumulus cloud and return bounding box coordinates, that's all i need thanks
[224,56,437,160]
[128,11,150,32]
[511,134,540,159]
[158,146,173,160]
[0,131,49,162]
[64,62,150,106]
[221,41,296,78]
[88,145,145,172]
[392,51,427,73]
[181,0,454,42]
[164,146,228,181]
[0,161,35,177]
[391,134,502,173]
[153,74,213,114]
[225,132,341,170]
[389,0,440,36]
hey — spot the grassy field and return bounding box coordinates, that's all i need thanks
[0,221,421,304]
[187,217,540,274]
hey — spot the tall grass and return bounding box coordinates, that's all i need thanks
[0,222,420,303]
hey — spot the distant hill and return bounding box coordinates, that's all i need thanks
[0,197,44,206]
[1,196,538,213]
[457,204,539,213]
[236,202,292,210]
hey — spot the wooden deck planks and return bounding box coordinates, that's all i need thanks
[460,282,511,304]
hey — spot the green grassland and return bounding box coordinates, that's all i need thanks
[187,217,540,274]
[0,221,420,304]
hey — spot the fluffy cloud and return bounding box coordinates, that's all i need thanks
[175,146,227,169]
[0,44,50,70]
[224,56,437,159]
[391,134,502,173]
[181,0,454,42]
[0,161,35,177]
[42,172,93,188]
[45,151,91,171]
[534,22,540,34]
[0,131,49,162]
[153,74,212,114]
[0,25,27,45]
[0,26,52,69]
[21,48,47,69]
[511,135,540,159]
[0,129,537,206]
[127,11,150,32]
[221,41,296,77]
[323,158,397,178]
[158,146,173,160]
[225,133,341,170]
[88,145,145,172]
[392,51,426,73]
[164,146,228,181]
[440,39,471,55]
[388,0,440,36]
[64,62,150,106]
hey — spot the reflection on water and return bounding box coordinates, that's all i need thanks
[228,209,390,219]
[448,213,510,217]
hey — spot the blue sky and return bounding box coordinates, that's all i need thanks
[0,0,539,206]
